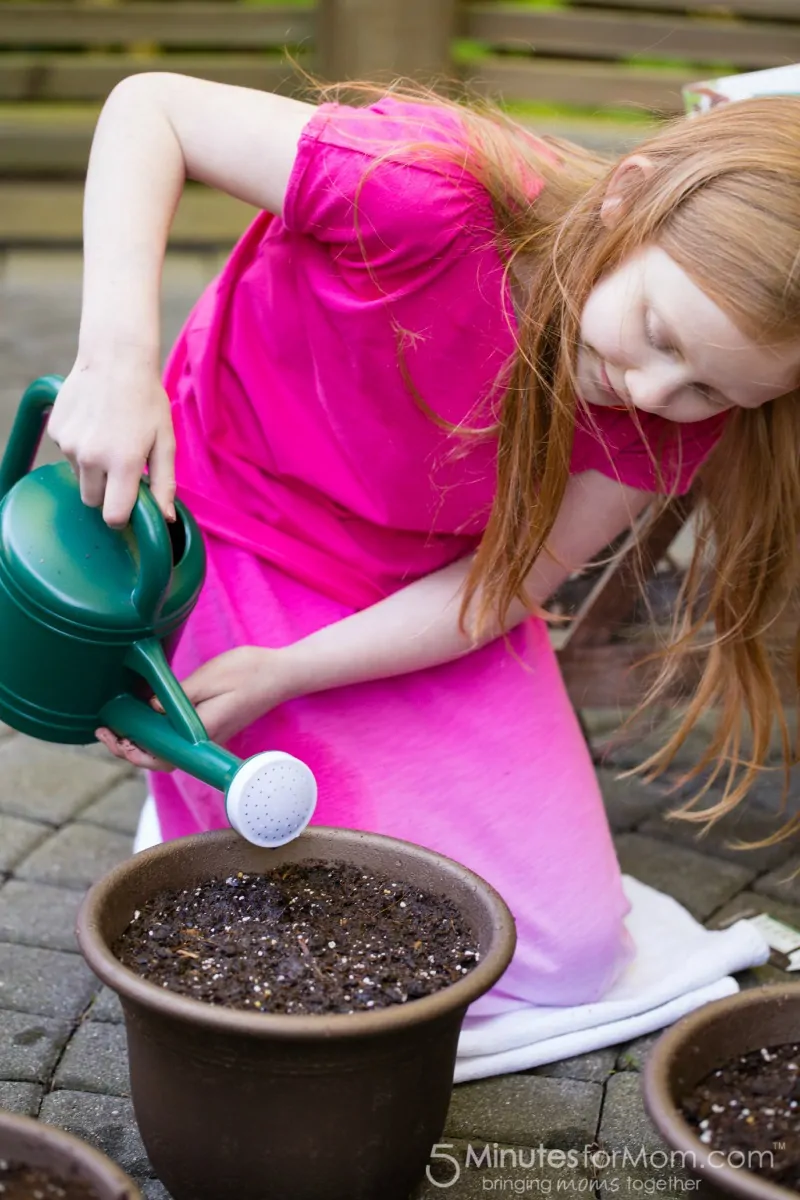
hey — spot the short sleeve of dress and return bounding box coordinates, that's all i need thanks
[570,404,729,495]
[282,96,504,281]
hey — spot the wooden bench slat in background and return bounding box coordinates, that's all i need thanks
[0,55,299,102]
[0,179,256,243]
[3,0,800,236]
[464,5,800,71]
[0,3,314,47]
[572,0,800,19]
[461,1,800,117]
[464,58,699,115]
[0,0,314,230]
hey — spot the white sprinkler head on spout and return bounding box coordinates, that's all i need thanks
[225,751,317,848]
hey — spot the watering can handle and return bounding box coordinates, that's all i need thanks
[0,375,63,498]
[130,483,174,621]
[0,375,173,622]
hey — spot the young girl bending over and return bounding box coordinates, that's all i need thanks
[48,76,800,1014]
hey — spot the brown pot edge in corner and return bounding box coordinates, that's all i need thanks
[0,1109,142,1199]
[642,984,800,1200]
[76,825,518,1039]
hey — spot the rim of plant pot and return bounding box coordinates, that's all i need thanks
[642,983,800,1200]
[0,1109,142,1198]
[77,826,517,1040]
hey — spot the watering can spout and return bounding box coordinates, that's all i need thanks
[0,375,63,500]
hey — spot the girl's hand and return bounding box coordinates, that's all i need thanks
[95,646,295,771]
[47,357,176,528]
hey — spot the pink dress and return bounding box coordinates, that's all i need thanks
[150,97,726,1012]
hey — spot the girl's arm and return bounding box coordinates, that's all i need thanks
[280,469,653,696]
[96,467,653,767]
[47,74,317,527]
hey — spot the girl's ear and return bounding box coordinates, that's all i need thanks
[600,154,655,228]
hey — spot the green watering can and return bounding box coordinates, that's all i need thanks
[0,376,317,847]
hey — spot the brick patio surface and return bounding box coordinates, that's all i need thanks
[2,252,799,1199]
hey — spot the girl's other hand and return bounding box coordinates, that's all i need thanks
[94,646,297,772]
[47,357,176,528]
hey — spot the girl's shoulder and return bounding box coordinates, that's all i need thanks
[281,94,512,275]
[296,93,479,166]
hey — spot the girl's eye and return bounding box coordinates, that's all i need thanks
[692,382,728,407]
[644,310,677,355]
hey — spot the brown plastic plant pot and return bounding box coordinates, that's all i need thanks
[0,1109,141,1199]
[642,983,800,1200]
[76,826,517,1200]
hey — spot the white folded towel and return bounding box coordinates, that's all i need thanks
[455,874,770,1082]
[133,798,770,1085]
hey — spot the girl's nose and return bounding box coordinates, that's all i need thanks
[624,362,686,412]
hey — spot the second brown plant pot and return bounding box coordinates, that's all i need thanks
[643,984,800,1200]
[0,1110,141,1199]
[76,827,517,1200]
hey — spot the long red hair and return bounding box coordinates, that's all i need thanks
[315,79,800,846]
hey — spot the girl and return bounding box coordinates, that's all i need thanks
[48,75,800,1017]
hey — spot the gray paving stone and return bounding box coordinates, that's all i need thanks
[531,1048,618,1084]
[88,986,125,1024]
[639,803,797,874]
[581,709,632,739]
[0,880,84,951]
[597,769,670,833]
[138,1181,173,1200]
[0,1080,42,1115]
[15,823,133,891]
[711,769,800,817]
[0,943,97,1019]
[595,724,715,772]
[54,1021,130,1097]
[78,777,146,838]
[597,1069,665,1154]
[445,1074,602,1149]
[593,1105,716,1200]
[588,708,800,771]
[753,855,800,907]
[614,833,756,921]
[597,1162,712,1199]
[596,1075,719,1199]
[615,1032,661,1072]
[0,1009,69,1083]
[0,737,125,826]
[411,1137,591,1198]
[0,814,49,873]
[38,1090,151,1177]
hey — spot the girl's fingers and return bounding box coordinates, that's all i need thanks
[148,430,177,523]
[95,728,128,760]
[78,464,108,511]
[94,727,173,772]
[103,462,146,530]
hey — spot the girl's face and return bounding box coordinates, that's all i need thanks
[577,244,800,423]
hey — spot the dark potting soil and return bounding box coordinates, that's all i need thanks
[681,1041,800,1189]
[113,858,481,1015]
[0,1159,99,1200]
